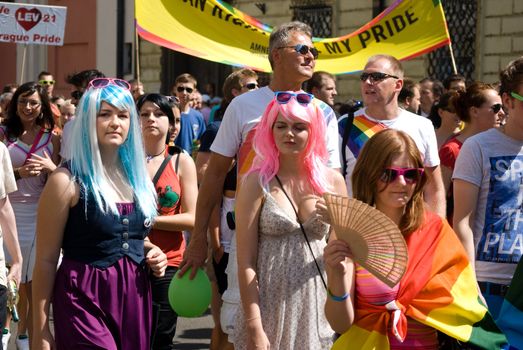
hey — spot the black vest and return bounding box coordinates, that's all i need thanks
[61,187,152,268]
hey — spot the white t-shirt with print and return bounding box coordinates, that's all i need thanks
[0,142,17,287]
[343,107,440,194]
[453,128,523,285]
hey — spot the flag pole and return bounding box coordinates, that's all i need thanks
[448,42,458,74]
[135,29,141,82]
[20,44,28,84]
[134,0,141,82]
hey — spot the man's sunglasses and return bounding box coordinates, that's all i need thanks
[490,103,503,113]
[511,91,523,102]
[243,83,258,90]
[176,86,194,94]
[275,91,314,106]
[379,167,424,184]
[360,72,399,83]
[39,80,55,85]
[278,44,319,59]
[88,78,131,90]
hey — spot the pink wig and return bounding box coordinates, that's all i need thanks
[249,96,329,194]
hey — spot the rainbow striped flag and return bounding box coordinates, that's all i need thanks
[135,0,450,74]
[338,114,386,159]
[497,259,523,348]
[332,212,508,350]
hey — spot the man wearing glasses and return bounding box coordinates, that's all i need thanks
[38,71,55,98]
[179,20,340,318]
[340,54,445,217]
[171,73,206,156]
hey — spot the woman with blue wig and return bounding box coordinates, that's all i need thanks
[31,78,167,350]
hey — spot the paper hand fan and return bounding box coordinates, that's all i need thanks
[323,193,408,288]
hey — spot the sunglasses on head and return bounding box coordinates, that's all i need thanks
[278,44,319,59]
[360,72,399,83]
[39,79,55,85]
[511,91,523,102]
[176,86,194,94]
[490,103,503,113]
[379,167,424,184]
[88,78,131,90]
[243,83,258,90]
[275,91,314,106]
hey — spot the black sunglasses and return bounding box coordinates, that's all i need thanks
[243,83,258,90]
[278,44,319,59]
[360,72,399,83]
[379,167,424,184]
[176,86,194,94]
[490,103,503,113]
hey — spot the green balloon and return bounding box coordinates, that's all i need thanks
[168,267,211,317]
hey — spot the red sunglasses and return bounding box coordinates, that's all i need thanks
[379,167,424,184]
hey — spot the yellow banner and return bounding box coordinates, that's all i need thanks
[135,0,450,74]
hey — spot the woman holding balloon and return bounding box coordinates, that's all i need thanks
[138,93,198,350]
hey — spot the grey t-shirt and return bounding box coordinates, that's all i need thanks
[453,128,523,285]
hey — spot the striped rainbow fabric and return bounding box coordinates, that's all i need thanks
[332,212,508,350]
[338,113,386,160]
[497,258,523,348]
[347,115,386,158]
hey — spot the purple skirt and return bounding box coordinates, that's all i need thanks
[53,256,152,350]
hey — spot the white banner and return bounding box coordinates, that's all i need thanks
[0,2,67,46]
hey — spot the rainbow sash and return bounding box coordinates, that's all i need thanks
[332,212,507,349]
[339,114,386,159]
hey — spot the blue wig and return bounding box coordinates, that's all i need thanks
[68,83,157,219]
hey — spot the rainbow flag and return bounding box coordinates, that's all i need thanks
[497,259,523,348]
[332,212,508,350]
[135,0,450,74]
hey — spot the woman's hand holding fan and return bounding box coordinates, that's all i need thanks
[323,193,408,288]
[324,239,354,275]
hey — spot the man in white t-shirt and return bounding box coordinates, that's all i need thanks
[0,142,23,341]
[340,54,445,217]
[180,21,341,275]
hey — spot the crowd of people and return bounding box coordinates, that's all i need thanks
[0,19,522,350]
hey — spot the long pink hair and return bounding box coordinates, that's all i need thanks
[249,95,329,194]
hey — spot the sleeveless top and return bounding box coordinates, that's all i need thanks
[62,182,152,269]
[148,154,185,267]
[355,265,438,349]
[0,126,53,203]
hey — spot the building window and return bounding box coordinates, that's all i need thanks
[427,0,477,81]
[291,1,333,37]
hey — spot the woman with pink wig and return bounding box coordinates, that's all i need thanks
[232,92,346,350]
